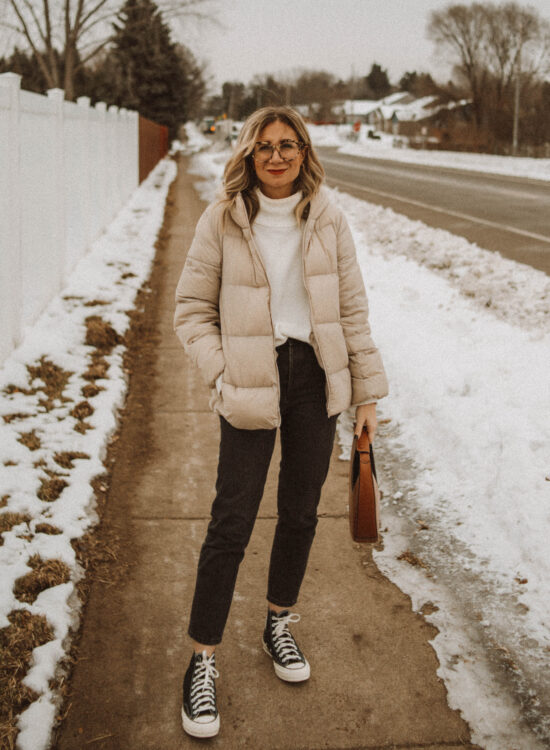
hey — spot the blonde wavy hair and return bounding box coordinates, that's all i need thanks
[221,106,325,224]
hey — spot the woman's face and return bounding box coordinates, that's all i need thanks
[252,120,305,199]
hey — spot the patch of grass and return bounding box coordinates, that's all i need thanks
[83,300,109,307]
[0,497,8,509]
[17,430,41,451]
[74,422,93,434]
[26,357,73,411]
[0,514,31,544]
[13,555,71,604]
[397,550,429,570]
[85,316,122,352]
[53,451,90,469]
[2,414,29,424]
[35,523,62,535]
[81,383,103,399]
[70,401,93,421]
[2,384,33,397]
[0,609,54,749]
[83,354,109,382]
[37,476,68,503]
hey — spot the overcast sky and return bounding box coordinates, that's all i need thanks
[181,0,550,90]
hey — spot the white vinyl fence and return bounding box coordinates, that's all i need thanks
[0,72,139,365]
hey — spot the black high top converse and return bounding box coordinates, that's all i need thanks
[262,609,310,682]
[181,650,220,738]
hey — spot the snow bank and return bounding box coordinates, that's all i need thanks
[0,156,176,749]
[307,123,550,182]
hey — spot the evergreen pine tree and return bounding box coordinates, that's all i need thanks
[110,0,201,137]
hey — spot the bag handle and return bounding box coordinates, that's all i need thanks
[353,425,377,480]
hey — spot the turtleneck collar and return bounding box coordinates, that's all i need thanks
[254,187,302,228]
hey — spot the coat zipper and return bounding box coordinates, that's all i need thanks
[242,223,282,426]
[301,217,333,415]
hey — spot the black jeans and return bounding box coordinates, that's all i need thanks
[188,338,338,645]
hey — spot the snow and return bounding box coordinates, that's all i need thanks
[0,155,177,749]
[307,123,550,182]
[3,122,549,748]
[187,144,550,749]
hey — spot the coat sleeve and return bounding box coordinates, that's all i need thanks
[335,209,389,404]
[173,204,225,389]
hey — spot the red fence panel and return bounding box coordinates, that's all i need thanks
[139,115,169,183]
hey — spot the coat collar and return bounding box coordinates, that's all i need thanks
[229,186,331,230]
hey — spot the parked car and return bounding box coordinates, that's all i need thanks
[201,117,216,134]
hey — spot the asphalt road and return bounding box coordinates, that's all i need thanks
[318,147,550,275]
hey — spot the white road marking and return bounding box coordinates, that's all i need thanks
[327,176,550,245]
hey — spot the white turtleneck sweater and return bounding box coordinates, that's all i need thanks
[252,188,311,347]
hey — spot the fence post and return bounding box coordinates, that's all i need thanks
[129,110,139,191]
[0,73,23,361]
[76,96,91,268]
[94,101,108,231]
[46,88,66,295]
[107,104,120,214]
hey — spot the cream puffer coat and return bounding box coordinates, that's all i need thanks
[174,187,388,429]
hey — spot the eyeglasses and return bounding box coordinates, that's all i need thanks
[252,140,304,163]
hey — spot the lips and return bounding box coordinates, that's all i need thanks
[267,169,287,175]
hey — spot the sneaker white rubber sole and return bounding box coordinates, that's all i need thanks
[262,641,311,682]
[181,706,220,738]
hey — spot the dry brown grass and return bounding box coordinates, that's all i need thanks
[81,383,103,399]
[0,497,8,509]
[37,476,68,503]
[0,514,31,544]
[70,401,94,421]
[2,414,29,424]
[16,431,41,451]
[83,300,109,307]
[27,358,73,411]
[85,316,122,352]
[35,523,62,535]
[2,384,33,397]
[53,451,89,469]
[0,609,54,750]
[397,549,430,570]
[13,555,71,604]
[83,355,109,382]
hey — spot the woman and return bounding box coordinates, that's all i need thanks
[174,106,388,738]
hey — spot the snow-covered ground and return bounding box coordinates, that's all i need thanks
[307,123,550,183]
[2,123,548,749]
[0,157,177,750]
[187,144,550,750]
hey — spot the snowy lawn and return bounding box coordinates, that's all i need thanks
[189,144,550,750]
[307,123,550,183]
[0,157,176,750]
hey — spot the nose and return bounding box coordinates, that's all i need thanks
[268,146,284,163]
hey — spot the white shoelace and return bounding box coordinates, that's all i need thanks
[271,612,303,664]
[190,651,219,717]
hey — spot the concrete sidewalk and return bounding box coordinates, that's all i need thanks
[53,155,479,750]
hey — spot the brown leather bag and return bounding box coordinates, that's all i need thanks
[349,426,380,543]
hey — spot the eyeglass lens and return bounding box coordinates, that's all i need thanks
[254,141,301,161]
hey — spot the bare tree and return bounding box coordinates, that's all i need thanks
[428,1,550,148]
[0,0,216,100]
[427,2,489,129]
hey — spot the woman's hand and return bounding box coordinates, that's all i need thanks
[354,403,377,441]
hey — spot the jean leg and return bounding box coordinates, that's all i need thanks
[267,346,338,607]
[188,416,276,645]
